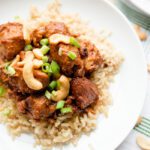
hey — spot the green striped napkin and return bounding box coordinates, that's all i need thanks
[115,0,150,30]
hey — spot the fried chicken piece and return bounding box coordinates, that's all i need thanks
[31,21,70,47]
[50,43,85,77]
[17,96,56,120]
[71,77,99,109]
[0,22,25,61]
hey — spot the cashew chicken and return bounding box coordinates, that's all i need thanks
[17,51,34,67]
[49,33,70,45]
[33,48,43,59]
[136,135,150,150]
[10,55,20,67]
[17,56,43,69]
[33,59,43,69]
[23,51,43,90]
[51,75,70,102]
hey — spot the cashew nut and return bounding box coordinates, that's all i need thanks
[134,25,147,41]
[10,55,20,67]
[17,51,33,67]
[17,61,25,67]
[23,51,43,90]
[51,75,70,102]
[33,48,43,59]
[23,23,31,44]
[136,135,150,150]
[17,57,43,69]
[30,5,40,19]
[33,59,43,69]
[49,33,70,45]
[147,64,150,73]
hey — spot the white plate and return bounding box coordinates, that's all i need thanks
[0,0,147,150]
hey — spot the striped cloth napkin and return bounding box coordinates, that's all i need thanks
[115,0,150,30]
[108,0,150,149]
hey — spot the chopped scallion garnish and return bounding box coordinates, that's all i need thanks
[48,81,57,90]
[41,45,50,55]
[40,38,49,46]
[3,109,11,116]
[57,81,61,89]
[42,56,49,63]
[5,66,16,76]
[70,37,80,48]
[61,107,72,114]
[45,90,51,99]
[0,87,6,97]
[56,100,65,109]
[52,90,57,96]
[68,51,77,60]
[14,16,20,20]
[50,60,60,74]
[24,44,33,51]
[42,63,51,73]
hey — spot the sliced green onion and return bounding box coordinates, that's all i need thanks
[41,45,50,55]
[57,81,61,89]
[53,73,61,79]
[40,38,49,46]
[3,109,11,116]
[50,60,60,74]
[68,51,77,60]
[48,81,57,90]
[14,16,20,20]
[42,63,51,73]
[45,90,51,99]
[5,66,16,76]
[52,90,57,97]
[3,62,11,69]
[42,56,49,63]
[24,44,33,51]
[0,87,6,97]
[56,100,65,109]
[61,107,72,114]
[70,37,80,48]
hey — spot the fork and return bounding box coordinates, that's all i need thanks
[134,117,150,137]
